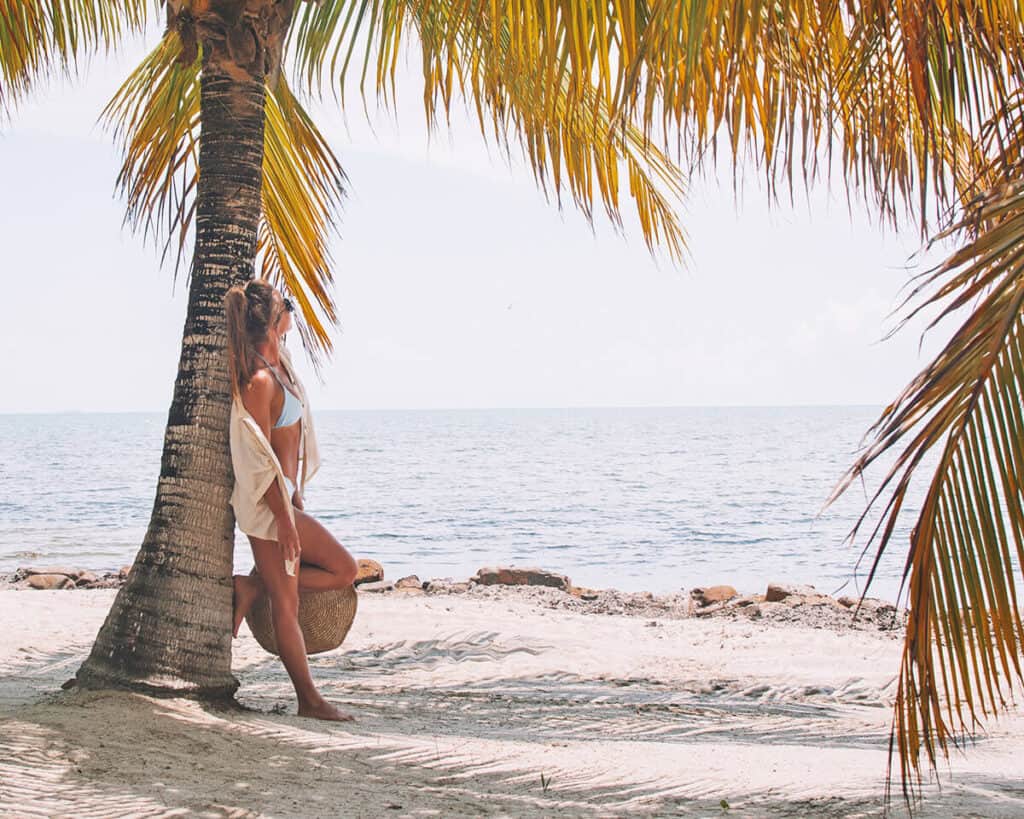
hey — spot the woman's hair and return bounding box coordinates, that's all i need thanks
[224,278,278,398]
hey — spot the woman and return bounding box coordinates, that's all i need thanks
[224,278,358,722]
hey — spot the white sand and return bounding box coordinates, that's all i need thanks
[1,588,1023,817]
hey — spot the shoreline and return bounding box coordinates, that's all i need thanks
[2,563,907,634]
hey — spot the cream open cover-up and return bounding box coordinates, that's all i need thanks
[228,344,321,574]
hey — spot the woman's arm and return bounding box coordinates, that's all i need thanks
[241,373,301,563]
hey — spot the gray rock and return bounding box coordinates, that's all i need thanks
[424,579,470,594]
[838,595,894,611]
[843,597,899,624]
[394,574,422,589]
[783,593,844,609]
[694,600,730,617]
[82,577,121,589]
[75,571,99,587]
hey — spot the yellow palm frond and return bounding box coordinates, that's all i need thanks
[420,3,688,261]
[285,1,1021,262]
[831,2,1024,227]
[101,32,201,273]
[0,0,151,113]
[305,2,1024,239]
[829,180,1024,795]
[101,32,345,366]
[288,0,687,262]
[259,73,346,372]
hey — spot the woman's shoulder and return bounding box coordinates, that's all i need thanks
[238,368,277,413]
[245,367,276,391]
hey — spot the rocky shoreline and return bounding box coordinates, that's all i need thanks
[2,561,905,633]
[2,565,130,590]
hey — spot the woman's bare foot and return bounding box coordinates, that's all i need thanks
[297,697,355,722]
[232,574,264,638]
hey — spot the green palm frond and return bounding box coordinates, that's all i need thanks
[101,32,344,366]
[829,180,1024,794]
[0,0,151,112]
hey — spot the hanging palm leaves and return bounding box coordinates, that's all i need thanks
[0,0,151,112]
[288,0,692,261]
[101,29,345,371]
[829,180,1024,796]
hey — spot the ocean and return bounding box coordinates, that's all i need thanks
[0,406,931,602]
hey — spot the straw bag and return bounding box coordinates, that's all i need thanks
[244,568,358,655]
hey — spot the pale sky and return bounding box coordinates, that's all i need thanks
[0,27,955,413]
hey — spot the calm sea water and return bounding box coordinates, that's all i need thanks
[0,407,932,601]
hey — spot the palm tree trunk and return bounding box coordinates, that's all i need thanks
[75,53,267,699]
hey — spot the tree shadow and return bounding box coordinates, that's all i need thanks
[4,638,1023,816]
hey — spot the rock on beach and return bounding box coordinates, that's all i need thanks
[691,585,738,607]
[354,559,384,586]
[471,566,571,590]
[8,565,123,590]
[765,582,820,603]
[27,573,76,590]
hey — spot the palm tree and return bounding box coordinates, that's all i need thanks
[4,0,1024,798]
[1,1,688,700]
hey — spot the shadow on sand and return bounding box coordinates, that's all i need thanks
[1,636,1022,817]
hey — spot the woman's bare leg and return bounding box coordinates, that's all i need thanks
[291,508,359,591]
[233,573,265,637]
[233,510,357,635]
[245,533,354,721]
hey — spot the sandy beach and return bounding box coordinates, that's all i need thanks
[2,584,1023,817]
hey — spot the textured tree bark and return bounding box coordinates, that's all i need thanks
[75,24,271,698]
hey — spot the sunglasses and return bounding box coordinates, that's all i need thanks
[275,295,295,323]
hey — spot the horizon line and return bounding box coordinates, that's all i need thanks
[1,402,886,415]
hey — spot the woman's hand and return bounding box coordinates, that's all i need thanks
[291,490,304,511]
[276,513,302,566]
